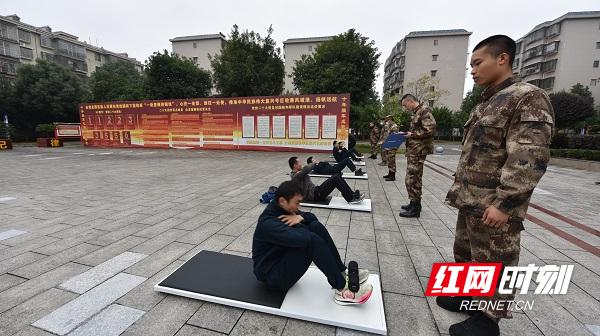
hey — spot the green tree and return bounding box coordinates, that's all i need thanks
[89,61,145,102]
[550,91,596,129]
[380,93,410,131]
[431,106,453,138]
[292,29,380,128]
[10,60,88,136]
[211,25,284,97]
[0,77,15,138]
[569,83,594,106]
[460,84,484,116]
[404,74,449,105]
[145,50,212,99]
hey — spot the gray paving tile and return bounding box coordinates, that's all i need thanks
[10,243,100,279]
[187,302,243,334]
[33,273,146,335]
[60,251,147,294]
[116,260,184,311]
[383,292,438,336]
[0,273,27,292]
[74,236,146,266]
[378,253,422,296]
[126,242,193,277]
[0,229,27,241]
[175,325,224,336]
[0,262,89,314]
[69,304,145,336]
[374,230,408,256]
[130,229,188,255]
[0,251,46,274]
[120,295,201,336]
[283,318,336,336]
[0,288,78,336]
[229,310,288,336]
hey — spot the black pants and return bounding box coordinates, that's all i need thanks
[315,158,356,174]
[338,150,358,162]
[264,220,346,291]
[314,174,354,202]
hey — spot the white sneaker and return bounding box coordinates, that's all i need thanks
[334,283,373,305]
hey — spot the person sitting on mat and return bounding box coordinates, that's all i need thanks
[307,156,365,176]
[348,132,362,157]
[252,181,373,305]
[289,156,365,204]
[332,141,361,162]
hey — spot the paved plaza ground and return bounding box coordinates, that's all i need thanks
[1,144,599,336]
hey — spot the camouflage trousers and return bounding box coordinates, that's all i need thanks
[380,146,387,163]
[386,148,398,172]
[405,155,426,201]
[370,141,378,156]
[454,210,521,319]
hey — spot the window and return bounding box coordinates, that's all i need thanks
[0,60,17,75]
[432,54,438,61]
[94,53,102,62]
[0,41,20,58]
[430,86,435,92]
[594,60,599,68]
[308,45,313,52]
[596,42,600,49]
[0,22,18,41]
[41,35,54,49]
[431,70,437,77]
[428,100,435,107]
[193,42,197,48]
[541,59,557,73]
[18,29,31,43]
[513,58,520,69]
[433,39,438,46]
[20,47,33,59]
[56,40,85,59]
[192,57,198,64]
[591,79,597,86]
[41,52,55,61]
[539,77,555,90]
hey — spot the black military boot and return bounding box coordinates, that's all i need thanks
[399,200,421,218]
[436,296,474,315]
[400,203,412,210]
[449,311,499,336]
[369,154,377,159]
[385,172,395,181]
[383,170,391,179]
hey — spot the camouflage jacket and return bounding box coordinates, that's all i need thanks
[369,125,380,144]
[446,78,555,224]
[406,104,436,156]
[378,121,390,145]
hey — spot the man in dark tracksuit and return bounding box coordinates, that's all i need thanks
[252,181,373,305]
[307,157,365,176]
[332,141,361,162]
[289,157,364,204]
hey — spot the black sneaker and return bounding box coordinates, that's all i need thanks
[355,158,362,162]
[449,311,499,336]
[436,296,474,315]
[355,169,365,176]
[349,193,365,204]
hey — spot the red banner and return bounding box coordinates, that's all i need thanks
[79,94,350,152]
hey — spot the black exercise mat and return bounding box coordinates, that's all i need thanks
[301,196,333,205]
[158,250,287,308]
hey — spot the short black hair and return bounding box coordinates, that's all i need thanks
[275,181,303,203]
[288,156,298,170]
[306,156,313,164]
[473,35,516,67]
[332,140,337,146]
[401,94,417,102]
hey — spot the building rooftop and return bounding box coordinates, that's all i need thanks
[405,29,472,38]
[169,33,226,42]
[283,36,334,45]
[522,11,600,38]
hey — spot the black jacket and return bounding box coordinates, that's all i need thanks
[252,202,318,281]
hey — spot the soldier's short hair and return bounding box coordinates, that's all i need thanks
[400,94,418,103]
[473,35,516,67]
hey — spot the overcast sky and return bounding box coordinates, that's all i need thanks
[4,1,598,98]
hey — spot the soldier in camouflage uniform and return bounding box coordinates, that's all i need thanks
[440,36,554,336]
[378,115,393,166]
[383,124,400,181]
[398,94,436,217]
[368,122,380,159]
